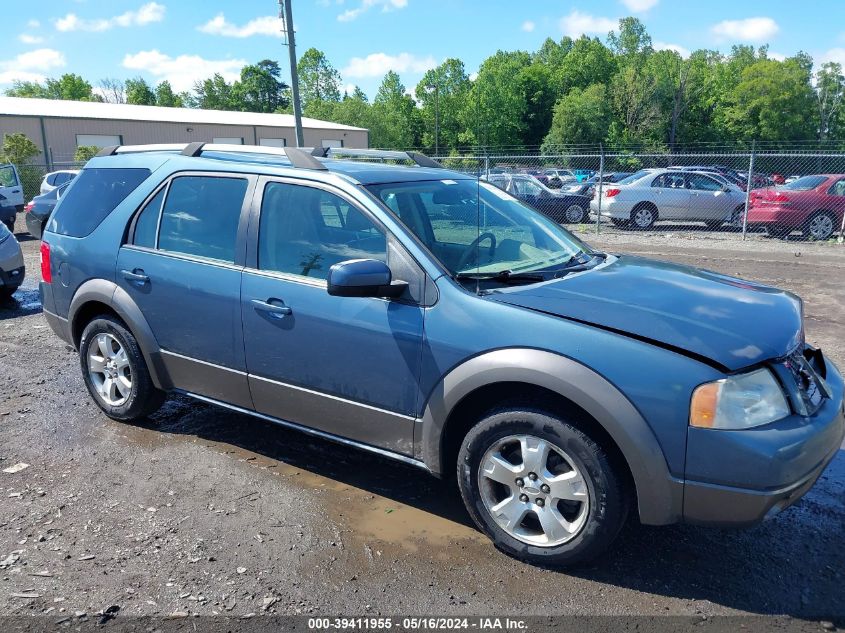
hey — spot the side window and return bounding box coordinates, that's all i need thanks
[652,174,684,189]
[46,174,57,186]
[0,165,18,187]
[258,182,386,281]
[827,179,845,197]
[687,174,722,191]
[157,176,248,263]
[132,187,166,249]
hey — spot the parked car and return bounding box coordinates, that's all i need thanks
[543,169,577,188]
[485,173,591,223]
[40,169,79,195]
[25,181,71,239]
[668,165,748,189]
[0,221,24,299]
[40,144,844,567]
[591,168,747,229]
[747,174,845,241]
[0,163,24,228]
[564,172,632,198]
[572,169,595,182]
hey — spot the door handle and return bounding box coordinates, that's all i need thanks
[121,269,149,283]
[251,298,292,318]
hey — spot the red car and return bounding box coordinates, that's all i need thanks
[747,174,845,241]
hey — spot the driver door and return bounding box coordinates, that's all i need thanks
[240,178,426,454]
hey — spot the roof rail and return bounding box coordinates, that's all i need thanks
[321,147,444,169]
[92,142,441,170]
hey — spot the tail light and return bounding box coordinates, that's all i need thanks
[40,241,52,283]
[605,188,621,198]
[760,192,791,205]
[24,202,34,213]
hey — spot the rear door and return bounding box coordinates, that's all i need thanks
[826,178,845,226]
[0,164,23,210]
[116,172,257,408]
[686,173,734,221]
[649,173,689,219]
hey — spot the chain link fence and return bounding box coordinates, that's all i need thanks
[433,150,845,246]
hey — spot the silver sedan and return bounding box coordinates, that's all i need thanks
[0,222,24,299]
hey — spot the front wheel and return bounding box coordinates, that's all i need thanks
[79,315,165,421]
[457,406,628,566]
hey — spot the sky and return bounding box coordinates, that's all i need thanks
[3,0,845,101]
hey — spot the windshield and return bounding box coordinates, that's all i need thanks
[782,175,827,191]
[367,179,588,277]
[617,170,653,185]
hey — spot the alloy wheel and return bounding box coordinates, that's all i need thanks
[478,434,590,546]
[564,204,585,223]
[633,208,654,229]
[87,333,132,406]
[808,214,834,241]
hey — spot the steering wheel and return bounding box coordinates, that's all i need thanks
[455,232,497,272]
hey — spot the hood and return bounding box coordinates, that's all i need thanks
[490,255,803,372]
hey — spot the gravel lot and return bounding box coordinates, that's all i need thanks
[1,216,844,624]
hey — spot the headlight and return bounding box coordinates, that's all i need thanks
[690,368,789,429]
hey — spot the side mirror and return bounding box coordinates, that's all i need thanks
[327,259,407,299]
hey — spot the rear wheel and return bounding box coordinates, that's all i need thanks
[457,406,628,566]
[630,204,657,230]
[804,211,835,241]
[563,204,586,224]
[79,315,165,421]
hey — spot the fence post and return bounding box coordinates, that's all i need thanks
[838,210,845,245]
[741,141,755,241]
[484,155,489,180]
[595,144,604,236]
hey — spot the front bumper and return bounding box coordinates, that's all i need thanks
[682,358,845,526]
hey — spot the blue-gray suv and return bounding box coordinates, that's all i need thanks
[40,144,844,566]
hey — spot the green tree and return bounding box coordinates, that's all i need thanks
[74,146,100,162]
[297,48,341,107]
[558,37,616,93]
[607,17,653,60]
[816,62,844,140]
[154,81,184,108]
[541,84,610,151]
[125,77,157,105]
[372,71,420,149]
[234,60,290,113]
[415,58,471,152]
[1,133,41,165]
[6,74,99,101]
[192,74,236,110]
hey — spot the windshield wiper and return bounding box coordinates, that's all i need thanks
[453,270,548,284]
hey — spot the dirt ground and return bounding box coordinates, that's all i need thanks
[1,216,844,624]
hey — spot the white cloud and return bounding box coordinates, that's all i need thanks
[342,52,436,78]
[654,41,690,58]
[27,19,41,28]
[56,2,165,32]
[342,83,358,96]
[521,20,535,33]
[338,0,407,22]
[820,47,845,68]
[19,34,44,44]
[122,50,246,92]
[0,48,66,85]
[198,14,281,38]
[768,51,786,62]
[469,72,478,81]
[560,10,617,38]
[620,0,658,11]
[711,17,779,42]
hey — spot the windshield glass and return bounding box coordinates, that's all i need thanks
[617,170,652,185]
[367,179,588,276]
[782,175,827,191]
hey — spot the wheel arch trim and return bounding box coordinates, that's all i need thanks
[68,279,170,390]
[417,348,682,525]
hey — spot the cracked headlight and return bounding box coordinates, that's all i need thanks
[690,368,790,429]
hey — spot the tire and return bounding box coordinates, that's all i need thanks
[457,405,629,567]
[804,211,836,241]
[79,315,165,421]
[630,204,657,230]
[562,204,586,224]
[0,286,17,300]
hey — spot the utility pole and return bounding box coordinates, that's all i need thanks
[280,0,304,147]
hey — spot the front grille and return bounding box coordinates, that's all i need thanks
[783,349,825,416]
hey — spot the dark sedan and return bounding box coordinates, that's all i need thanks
[485,174,592,223]
[24,182,69,239]
[562,172,633,198]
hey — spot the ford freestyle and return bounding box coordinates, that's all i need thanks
[40,144,844,566]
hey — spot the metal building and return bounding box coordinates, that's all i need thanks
[0,96,369,168]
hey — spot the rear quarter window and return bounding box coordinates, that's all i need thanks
[47,168,151,237]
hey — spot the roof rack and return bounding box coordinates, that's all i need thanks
[312,147,444,169]
[93,142,442,170]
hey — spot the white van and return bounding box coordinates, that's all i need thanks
[0,163,24,212]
